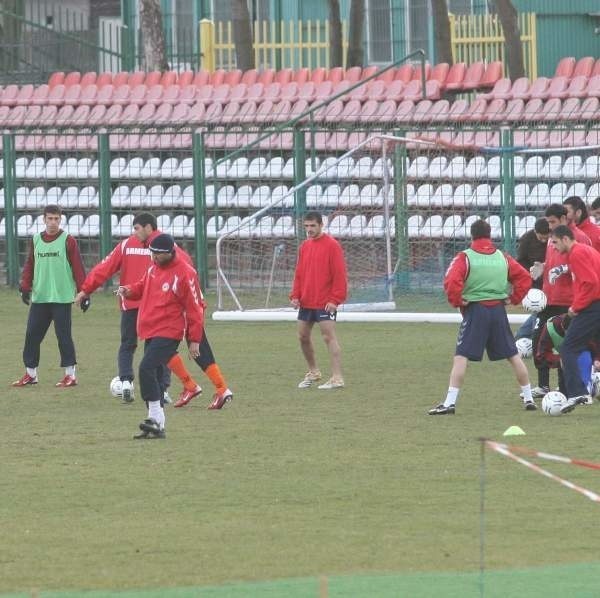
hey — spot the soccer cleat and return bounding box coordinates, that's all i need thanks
[133,418,166,439]
[12,373,38,387]
[428,403,455,415]
[163,391,172,405]
[582,394,594,405]
[208,388,233,410]
[524,400,537,411]
[121,380,134,403]
[317,378,345,390]
[520,386,549,400]
[298,370,322,388]
[174,385,202,408]
[55,375,77,388]
[560,395,591,414]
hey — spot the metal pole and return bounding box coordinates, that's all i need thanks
[500,127,516,255]
[192,130,209,289]
[3,133,18,286]
[293,129,306,240]
[97,132,112,259]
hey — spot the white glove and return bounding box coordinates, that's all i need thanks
[529,261,544,280]
[114,286,128,298]
[549,264,569,285]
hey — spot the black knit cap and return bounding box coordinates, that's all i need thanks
[149,233,175,253]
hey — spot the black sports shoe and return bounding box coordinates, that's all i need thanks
[524,400,537,411]
[133,418,166,439]
[428,403,455,415]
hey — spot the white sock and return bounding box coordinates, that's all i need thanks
[65,365,76,377]
[148,400,165,430]
[444,387,460,407]
[521,384,533,402]
[26,367,37,379]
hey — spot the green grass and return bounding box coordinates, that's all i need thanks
[2,287,600,597]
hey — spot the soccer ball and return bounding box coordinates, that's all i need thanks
[109,376,123,397]
[522,288,547,313]
[515,337,532,358]
[591,371,600,398]
[541,391,567,416]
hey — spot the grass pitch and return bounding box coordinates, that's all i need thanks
[2,288,600,597]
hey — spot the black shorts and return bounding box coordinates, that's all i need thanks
[297,308,337,322]
[455,302,517,362]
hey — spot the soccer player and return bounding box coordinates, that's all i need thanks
[75,212,232,409]
[589,197,600,223]
[428,219,534,415]
[515,217,549,341]
[527,203,591,398]
[563,195,600,253]
[290,211,348,390]
[547,226,600,413]
[12,204,87,388]
[533,313,600,398]
[117,233,204,438]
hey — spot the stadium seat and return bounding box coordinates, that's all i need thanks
[79,214,100,237]
[480,61,503,90]
[442,214,462,238]
[115,214,135,237]
[486,215,502,239]
[170,214,188,238]
[586,183,600,204]
[407,214,423,237]
[48,71,65,88]
[573,56,595,78]
[339,184,361,207]
[419,214,443,238]
[161,185,182,208]
[444,62,466,91]
[527,77,550,100]
[581,156,600,179]
[63,71,81,87]
[394,64,414,83]
[527,183,550,208]
[431,183,454,207]
[430,62,449,87]
[480,78,512,101]
[554,57,576,78]
[461,61,485,91]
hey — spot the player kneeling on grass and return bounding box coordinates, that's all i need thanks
[429,219,535,415]
[116,234,204,439]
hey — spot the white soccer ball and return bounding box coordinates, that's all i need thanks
[515,337,533,359]
[541,391,567,416]
[522,288,547,313]
[109,376,123,397]
[591,371,600,398]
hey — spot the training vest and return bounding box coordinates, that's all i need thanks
[32,232,76,303]
[462,248,508,302]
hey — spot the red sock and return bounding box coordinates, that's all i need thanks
[167,354,198,391]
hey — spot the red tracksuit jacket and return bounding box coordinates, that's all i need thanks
[125,254,204,343]
[81,231,198,310]
[290,233,347,309]
[566,242,600,313]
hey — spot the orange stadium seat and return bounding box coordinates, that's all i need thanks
[274,68,293,84]
[177,85,197,105]
[461,61,485,91]
[161,84,180,105]
[310,67,327,84]
[480,61,503,89]
[592,59,600,78]
[80,84,99,105]
[112,72,129,87]
[565,75,589,98]
[444,62,466,91]
[48,72,65,88]
[554,57,576,78]
[80,72,97,87]
[177,71,194,86]
[192,70,210,86]
[584,75,600,98]
[410,62,431,81]
[573,56,595,79]
[261,82,279,101]
[480,78,511,100]
[160,71,177,86]
[509,77,531,100]
[293,67,310,84]
[394,64,414,83]
[212,83,231,103]
[527,77,550,99]
[96,72,113,88]
[63,72,81,87]
[429,62,449,86]
[384,80,404,102]
[484,98,506,121]
[195,84,213,105]
[144,71,161,87]
[16,84,34,106]
[360,65,378,80]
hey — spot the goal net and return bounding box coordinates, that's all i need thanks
[214,128,600,320]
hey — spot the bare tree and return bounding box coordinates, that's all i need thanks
[431,0,453,65]
[346,0,365,67]
[493,0,525,80]
[327,0,343,68]
[139,0,169,71]
[231,0,255,71]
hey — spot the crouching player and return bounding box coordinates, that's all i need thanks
[117,234,204,439]
[534,313,600,401]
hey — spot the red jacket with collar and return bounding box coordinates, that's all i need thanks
[290,233,347,309]
[565,242,600,313]
[81,230,197,310]
[125,254,204,342]
[444,238,531,308]
[542,224,590,305]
